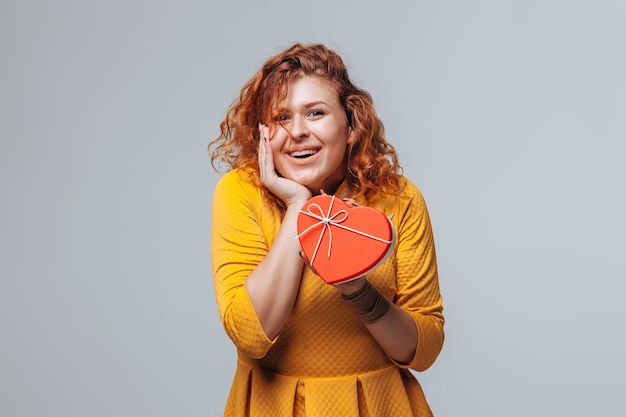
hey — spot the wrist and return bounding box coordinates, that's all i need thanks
[285,194,311,210]
[335,276,366,296]
[341,279,391,324]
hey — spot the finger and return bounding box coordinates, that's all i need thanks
[299,251,320,276]
[258,124,276,185]
[258,123,268,182]
[341,198,359,207]
[298,251,311,267]
[258,125,264,182]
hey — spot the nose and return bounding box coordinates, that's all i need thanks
[289,115,309,140]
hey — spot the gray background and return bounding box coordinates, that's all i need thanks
[1,0,624,416]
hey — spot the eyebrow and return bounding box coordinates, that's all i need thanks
[274,100,330,114]
[301,101,328,107]
[278,101,328,112]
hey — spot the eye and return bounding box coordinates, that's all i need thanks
[273,114,291,122]
[307,109,324,118]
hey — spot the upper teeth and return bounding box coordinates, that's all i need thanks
[290,149,316,157]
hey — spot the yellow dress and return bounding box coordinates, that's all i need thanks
[211,168,444,416]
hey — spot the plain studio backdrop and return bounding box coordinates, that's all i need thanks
[1,0,624,416]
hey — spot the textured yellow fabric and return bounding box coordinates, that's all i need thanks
[212,168,444,416]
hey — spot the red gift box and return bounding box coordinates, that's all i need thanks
[296,194,396,285]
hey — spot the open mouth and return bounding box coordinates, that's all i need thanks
[289,149,318,159]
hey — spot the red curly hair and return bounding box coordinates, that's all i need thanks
[209,43,403,204]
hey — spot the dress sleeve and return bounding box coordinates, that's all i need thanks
[211,171,276,358]
[392,181,445,372]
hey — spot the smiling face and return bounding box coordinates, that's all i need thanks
[267,75,355,195]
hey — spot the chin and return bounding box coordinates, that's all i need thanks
[287,172,320,188]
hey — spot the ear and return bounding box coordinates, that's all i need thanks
[344,104,356,144]
[347,128,357,145]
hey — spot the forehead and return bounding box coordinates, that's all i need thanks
[274,75,340,109]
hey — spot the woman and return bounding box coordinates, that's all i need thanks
[210,43,444,416]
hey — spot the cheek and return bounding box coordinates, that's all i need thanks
[267,123,286,141]
[267,125,278,139]
[269,139,282,155]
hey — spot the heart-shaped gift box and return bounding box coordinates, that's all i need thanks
[296,194,396,285]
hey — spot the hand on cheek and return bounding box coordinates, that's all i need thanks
[258,123,311,207]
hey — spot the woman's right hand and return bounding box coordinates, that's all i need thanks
[258,123,312,206]
[245,124,311,340]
